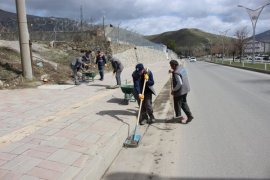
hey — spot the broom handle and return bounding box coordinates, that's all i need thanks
[170,73,175,118]
[136,75,147,126]
[134,68,148,137]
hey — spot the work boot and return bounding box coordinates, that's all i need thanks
[186,115,194,123]
[139,113,148,125]
[139,119,147,125]
[148,114,156,124]
[175,116,185,123]
[75,80,80,85]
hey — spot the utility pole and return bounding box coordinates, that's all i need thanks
[80,5,83,31]
[15,0,33,80]
[103,15,106,40]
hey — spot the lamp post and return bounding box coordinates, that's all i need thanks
[206,38,212,61]
[238,3,270,64]
[219,29,230,61]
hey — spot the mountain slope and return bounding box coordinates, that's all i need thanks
[147,28,270,51]
[0,9,79,32]
[255,30,270,42]
[146,28,224,49]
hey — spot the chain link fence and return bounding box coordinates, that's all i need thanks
[105,26,165,51]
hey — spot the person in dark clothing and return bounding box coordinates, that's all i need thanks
[108,55,124,86]
[70,57,86,85]
[81,50,91,70]
[95,51,107,80]
[132,63,156,125]
[82,50,91,63]
[169,60,194,123]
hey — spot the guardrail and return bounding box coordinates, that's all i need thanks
[202,58,270,72]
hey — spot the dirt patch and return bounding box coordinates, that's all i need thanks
[0,45,73,89]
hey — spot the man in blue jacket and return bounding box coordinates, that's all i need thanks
[132,63,156,125]
[95,51,107,81]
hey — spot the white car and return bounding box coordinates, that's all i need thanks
[189,57,197,62]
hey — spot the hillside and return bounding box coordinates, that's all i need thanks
[0,9,82,32]
[147,28,270,54]
[146,28,226,50]
[254,30,270,42]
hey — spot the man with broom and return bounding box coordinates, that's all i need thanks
[169,60,194,124]
[132,63,156,125]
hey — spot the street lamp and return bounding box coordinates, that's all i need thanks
[206,38,212,61]
[219,29,230,61]
[238,3,270,64]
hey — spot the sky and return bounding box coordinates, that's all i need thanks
[1,0,270,36]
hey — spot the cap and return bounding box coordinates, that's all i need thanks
[135,63,144,72]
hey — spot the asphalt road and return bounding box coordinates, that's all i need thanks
[102,61,270,180]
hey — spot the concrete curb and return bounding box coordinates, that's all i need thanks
[74,123,131,180]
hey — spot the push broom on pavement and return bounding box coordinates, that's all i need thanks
[123,69,148,148]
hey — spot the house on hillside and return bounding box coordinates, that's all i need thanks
[244,40,270,54]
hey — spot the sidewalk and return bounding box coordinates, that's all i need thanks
[0,60,172,180]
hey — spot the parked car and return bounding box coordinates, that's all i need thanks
[263,56,269,60]
[189,57,197,62]
[255,56,263,60]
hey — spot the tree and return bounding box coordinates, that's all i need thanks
[234,27,249,62]
[166,40,176,52]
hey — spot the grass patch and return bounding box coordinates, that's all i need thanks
[0,47,21,62]
[211,59,270,71]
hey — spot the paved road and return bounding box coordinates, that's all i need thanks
[102,61,270,180]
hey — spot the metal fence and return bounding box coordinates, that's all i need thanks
[105,26,165,51]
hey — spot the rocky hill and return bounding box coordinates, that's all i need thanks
[0,9,86,32]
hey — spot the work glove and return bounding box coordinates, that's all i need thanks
[138,94,144,101]
[144,74,149,80]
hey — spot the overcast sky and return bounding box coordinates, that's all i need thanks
[1,0,270,36]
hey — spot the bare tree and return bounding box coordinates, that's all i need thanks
[234,26,249,62]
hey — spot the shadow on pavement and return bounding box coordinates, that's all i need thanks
[107,98,128,105]
[103,172,266,180]
[88,84,110,87]
[97,109,137,136]
[154,118,181,124]
[97,109,137,122]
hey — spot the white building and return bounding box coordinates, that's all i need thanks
[244,40,270,54]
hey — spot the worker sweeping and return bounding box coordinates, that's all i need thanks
[70,57,87,85]
[108,54,124,86]
[132,63,156,125]
[169,60,194,123]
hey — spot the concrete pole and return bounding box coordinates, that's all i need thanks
[15,0,33,80]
